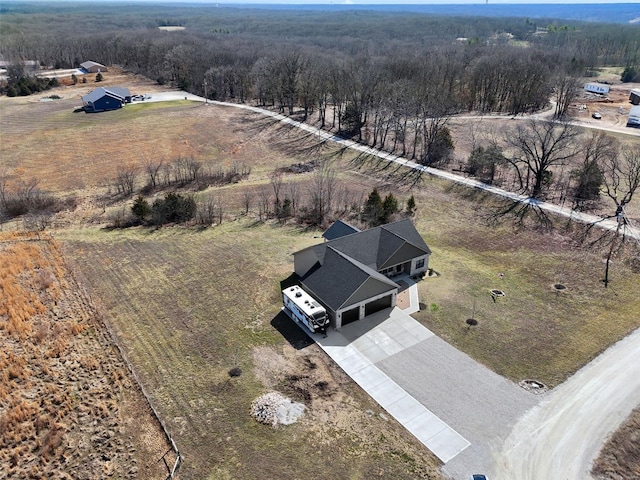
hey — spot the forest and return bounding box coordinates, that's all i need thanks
[1,2,639,213]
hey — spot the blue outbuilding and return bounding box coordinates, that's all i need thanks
[81,87,131,113]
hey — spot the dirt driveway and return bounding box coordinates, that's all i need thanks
[494,326,640,480]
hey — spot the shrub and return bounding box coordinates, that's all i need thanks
[151,192,196,225]
[131,195,150,221]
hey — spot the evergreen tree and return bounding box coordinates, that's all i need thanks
[405,195,416,215]
[131,195,150,221]
[382,193,398,221]
[362,188,383,226]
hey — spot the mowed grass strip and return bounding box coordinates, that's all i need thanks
[60,222,443,480]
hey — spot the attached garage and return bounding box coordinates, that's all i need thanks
[341,306,360,326]
[293,219,431,330]
[365,295,393,316]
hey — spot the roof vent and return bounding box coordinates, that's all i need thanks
[295,292,302,298]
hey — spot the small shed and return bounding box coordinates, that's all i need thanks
[80,61,107,74]
[81,87,130,113]
[630,89,640,106]
[584,82,610,95]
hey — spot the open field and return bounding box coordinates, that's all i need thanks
[0,232,173,479]
[2,73,640,478]
[59,223,443,480]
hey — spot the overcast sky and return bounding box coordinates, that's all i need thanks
[39,0,640,4]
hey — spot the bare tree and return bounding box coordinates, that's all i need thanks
[0,169,8,211]
[241,188,253,215]
[602,145,640,210]
[270,170,283,213]
[308,162,337,226]
[186,156,202,182]
[115,166,137,196]
[505,120,581,198]
[144,157,163,189]
[257,187,272,221]
[287,182,300,218]
[600,146,640,288]
[572,131,617,210]
[553,74,580,119]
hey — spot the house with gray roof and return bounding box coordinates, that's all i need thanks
[292,219,430,329]
[80,61,107,73]
[81,87,131,113]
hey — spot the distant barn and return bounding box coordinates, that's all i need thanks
[81,87,130,113]
[80,61,107,74]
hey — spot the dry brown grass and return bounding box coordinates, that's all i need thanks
[592,406,640,480]
[0,232,172,479]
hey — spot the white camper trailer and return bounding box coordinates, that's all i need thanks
[282,285,329,334]
[584,82,610,95]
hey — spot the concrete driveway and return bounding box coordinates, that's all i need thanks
[308,278,539,479]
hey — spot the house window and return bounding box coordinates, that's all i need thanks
[415,258,425,269]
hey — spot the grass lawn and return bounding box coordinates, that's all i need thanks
[59,222,443,480]
[408,182,640,387]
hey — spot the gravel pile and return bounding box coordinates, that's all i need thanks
[250,392,306,426]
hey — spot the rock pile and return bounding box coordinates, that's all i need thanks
[250,392,306,426]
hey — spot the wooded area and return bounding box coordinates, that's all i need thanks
[2,3,639,116]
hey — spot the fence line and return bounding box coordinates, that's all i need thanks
[57,238,182,479]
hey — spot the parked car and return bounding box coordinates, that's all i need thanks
[471,475,488,480]
[592,112,602,119]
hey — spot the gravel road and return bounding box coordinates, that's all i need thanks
[494,326,640,480]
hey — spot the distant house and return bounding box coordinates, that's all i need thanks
[584,82,610,95]
[80,61,107,74]
[81,87,131,113]
[630,89,640,106]
[292,219,431,330]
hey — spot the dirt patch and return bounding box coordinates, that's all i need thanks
[396,286,411,310]
[0,232,172,479]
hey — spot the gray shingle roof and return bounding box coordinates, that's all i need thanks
[301,247,397,311]
[80,61,106,70]
[297,219,430,311]
[317,219,431,271]
[322,220,360,241]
